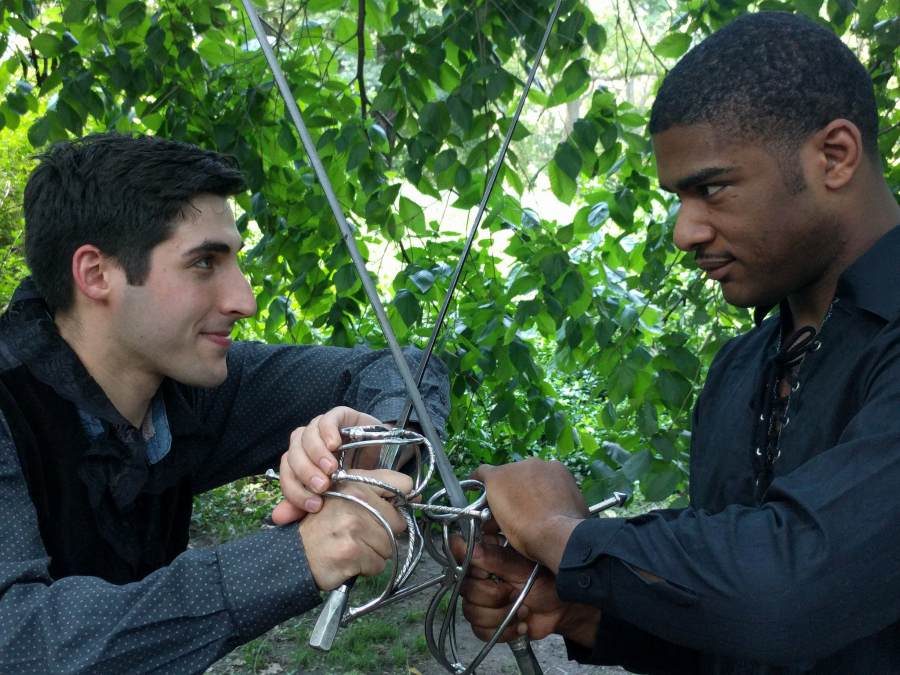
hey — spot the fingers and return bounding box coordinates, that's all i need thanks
[450,537,537,585]
[300,472,408,590]
[340,469,413,537]
[280,407,381,515]
[270,498,305,526]
[459,583,526,643]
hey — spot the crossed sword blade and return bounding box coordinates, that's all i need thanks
[239,0,566,671]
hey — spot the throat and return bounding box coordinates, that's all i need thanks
[56,318,159,427]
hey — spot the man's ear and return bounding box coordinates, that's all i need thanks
[815,118,864,191]
[71,245,118,302]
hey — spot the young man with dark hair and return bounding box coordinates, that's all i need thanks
[0,133,449,672]
[455,12,900,673]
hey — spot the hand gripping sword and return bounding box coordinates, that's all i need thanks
[239,0,566,671]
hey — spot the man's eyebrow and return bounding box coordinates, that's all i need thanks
[660,166,737,193]
[182,240,244,257]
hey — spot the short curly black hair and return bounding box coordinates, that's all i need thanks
[649,12,878,158]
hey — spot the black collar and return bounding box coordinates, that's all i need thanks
[835,225,900,322]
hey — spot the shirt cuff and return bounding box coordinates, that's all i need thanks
[216,525,321,640]
[556,517,625,602]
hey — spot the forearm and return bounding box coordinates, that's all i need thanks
[556,479,900,666]
[193,342,449,491]
[0,526,320,674]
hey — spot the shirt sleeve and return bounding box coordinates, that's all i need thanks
[190,342,450,492]
[556,328,900,667]
[0,413,321,675]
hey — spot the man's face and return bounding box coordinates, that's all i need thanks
[108,193,257,388]
[653,123,842,309]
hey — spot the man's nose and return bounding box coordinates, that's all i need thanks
[221,266,258,318]
[672,203,716,252]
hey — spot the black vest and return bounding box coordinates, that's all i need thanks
[0,366,194,584]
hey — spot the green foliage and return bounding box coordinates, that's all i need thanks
[0,117,32,306]
[1,0,898,506]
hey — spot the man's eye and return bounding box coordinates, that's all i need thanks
[192,256,214,270]
[698,184,725,198]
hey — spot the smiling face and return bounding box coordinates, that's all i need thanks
[653,123,846,310]
[107,193,257,388]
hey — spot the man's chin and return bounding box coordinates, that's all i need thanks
[720,281,778,310]
[168,361,229,388]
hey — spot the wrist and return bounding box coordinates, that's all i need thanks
[531,514,583,573]
[556,604,602,648]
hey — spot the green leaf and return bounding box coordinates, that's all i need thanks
[793,0,824,19]
[637,402,658,436]
[539,251,569,285]
[553,141,582,181]
[118,1,146,30]
[548,161,576,203]
[308,0,346,10]
[641,462,682,501]
[398,196,425,234]
[393,289,421,326]
[655,32,691,59]
[548,59,591,105]
[277,122,297,155]
[333,264,358,292]
[447,95,473,133]
[419,101,451,140]
[509,339,536,378]
[63,0,93,22]
[587,23,607,53]
[31,33,62,58]
[197,37,231,66]
[558,270,585,307]
[656,370,693,409]
[622,449,651,481]
[28,115,52,147]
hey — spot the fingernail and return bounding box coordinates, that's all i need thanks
[319,457,336,473]
[311,476,327,492]
[473,544,483,559]
[517,622,528,635]
[305,497,322,512]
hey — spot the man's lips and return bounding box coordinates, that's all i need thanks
[200,331,232,348]
[695,256,735,281]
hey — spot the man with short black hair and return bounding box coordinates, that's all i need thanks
[0,133,449,672]
[457,12,900,673]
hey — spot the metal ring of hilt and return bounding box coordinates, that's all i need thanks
[421,500,539,675]
[423,489,630,673]
[424,479,489,523]
[337,425,434,500]
[323,426,567,675]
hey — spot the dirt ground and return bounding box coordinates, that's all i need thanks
[207,553,627,675]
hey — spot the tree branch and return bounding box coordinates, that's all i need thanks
[626,0,668,73]
[356,0,368,120]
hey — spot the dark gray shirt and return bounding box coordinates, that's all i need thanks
[0,331,449,674]
[557,225,900,673]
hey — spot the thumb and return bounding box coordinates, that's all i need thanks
[271,499,306,525]
[452,537,535,585]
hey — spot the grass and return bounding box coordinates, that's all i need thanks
[195,480,445,674]
[193,467,668,673]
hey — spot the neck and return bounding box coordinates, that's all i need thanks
[787,178,900,333]
[55,311,160,427]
